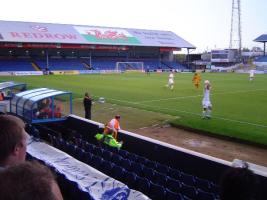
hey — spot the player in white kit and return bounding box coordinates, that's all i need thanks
[202,80,212,118]
[249,69,255,81]
[166,71,174,90]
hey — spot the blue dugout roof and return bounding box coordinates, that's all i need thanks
[0,20,195,49]
[254,34,267,42]
[0,81,26,90]
[15,88,70,102]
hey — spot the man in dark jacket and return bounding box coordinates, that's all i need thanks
[83,92,92,119]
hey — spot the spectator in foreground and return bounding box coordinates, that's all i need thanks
[83,92,92,119]
[0,115,28,169]
[0,161,63,200]
[220,162,257,200]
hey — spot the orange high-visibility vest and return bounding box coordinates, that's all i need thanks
[0,92,4,101]
[107,118,120,131]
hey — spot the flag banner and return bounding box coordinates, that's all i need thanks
[74,26,141,45]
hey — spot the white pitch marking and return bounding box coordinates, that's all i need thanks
[96,96,267,128]
[137,88,267,104]
[72,89,267,128]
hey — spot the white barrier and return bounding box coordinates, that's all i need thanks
[0,71,43,76]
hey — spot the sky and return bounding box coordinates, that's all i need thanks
[0,0,266,52]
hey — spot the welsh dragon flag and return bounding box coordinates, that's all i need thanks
[74,26,141,45]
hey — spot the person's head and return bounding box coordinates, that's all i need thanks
[204,80,211,88]
[85,92,89,97]
[220,166,257,200]
[0,115,28,167]
[115,115,121,121]
[0,161,63,200]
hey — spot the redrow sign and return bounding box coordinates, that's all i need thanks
[10,32,78,40]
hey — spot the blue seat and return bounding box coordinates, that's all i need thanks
[92,146,103,156]
[137,155,148,166]
[101,160,114,175]
[165,188,183,200]
[123,171,137,189]
[136,176,150,195]
[65,142,77,156]
[180,183,197,199]
[91,155,103,169]
[111,154,123,166]
[156,162,169,175]
[149,181,165,200]
[129,153,139,162]
[167,177,181,193]
[142,166,155,181]
[146,159,157,169]
[58,138,66,151]
[112,164,125,181]
[194,176,211,192]
[47,134,53,145]
[196,189,216,200]
[83,152,93,165]
[52,136,60,148]
[131,161,144,177]
[118,149,129,158]
[209,182,220,195]
[180,172,195,186]
[75,147,85,161]
[168,168,181,180]
[102,149,113,161]
[182,195,192,200]
[153,171,167,186]
[106,145,119,154]
[121,158,132,171]
[74,137,83,148]
[84,142,95,153]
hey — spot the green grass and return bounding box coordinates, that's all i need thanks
[1,72,267,145]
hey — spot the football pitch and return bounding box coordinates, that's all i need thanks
[1,72,267,146]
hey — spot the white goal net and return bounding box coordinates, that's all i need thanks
[116,62,144,71]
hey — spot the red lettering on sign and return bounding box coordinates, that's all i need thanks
[64,34,77,39]
[54,34,65,39]
[32,33,44,39]
[10,32,21,38]
[44,33,53,39]
[22,32,33,38]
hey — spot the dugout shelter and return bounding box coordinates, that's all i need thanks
[10,88,72,124]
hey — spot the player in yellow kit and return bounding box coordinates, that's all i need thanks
[192,73,201,89]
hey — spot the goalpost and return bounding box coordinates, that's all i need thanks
[116,62,144,72]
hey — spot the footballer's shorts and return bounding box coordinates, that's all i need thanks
[168,79,174,85]
[202,100,212,108]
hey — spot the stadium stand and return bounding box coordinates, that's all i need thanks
[90,58,118,70]
[35,58,86,70]
[254,56,267,62]
[161,60,186,70]
[31,122,222,200]
[253,56,267,71]
[0,58,35,71]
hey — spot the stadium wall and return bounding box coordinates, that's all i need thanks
[39,115,267,199]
